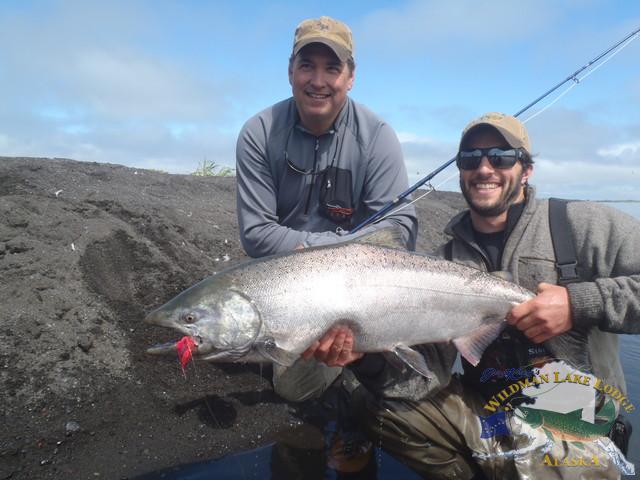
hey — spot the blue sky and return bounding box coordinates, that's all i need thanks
[1,0,639,200]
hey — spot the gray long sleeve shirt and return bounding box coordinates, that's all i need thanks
[236,97,417,257]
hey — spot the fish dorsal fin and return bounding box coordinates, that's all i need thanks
[453,319,506,366]
[352,226,406,250]
[567,408,584,420]
[490,271,514,283]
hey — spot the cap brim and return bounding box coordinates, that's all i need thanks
[293,37,350,63]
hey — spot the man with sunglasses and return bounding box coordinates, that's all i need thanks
[324,112,640,479]
[235,16,417,404]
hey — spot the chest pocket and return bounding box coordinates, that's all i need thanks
[517,199,582,292]
[517,257,558,291]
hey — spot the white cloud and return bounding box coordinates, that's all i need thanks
[525,107,640,163]
[0,134,10,150]
[532,158,638,200]
[61,125,92,135]
[67,49,223,120]
[358,0,556,59]
[397,133,458,187]
[0,1,241,172]
[597,141,640,161]
[397,132,438,144]
[0,112,237,175]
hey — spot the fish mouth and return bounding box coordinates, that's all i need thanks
[144,308,176,327]
[146,335,202,355]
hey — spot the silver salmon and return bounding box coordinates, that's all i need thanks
[145,229,534,377]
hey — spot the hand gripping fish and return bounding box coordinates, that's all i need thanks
[145,228,534,379]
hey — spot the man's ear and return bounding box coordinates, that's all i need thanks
[347,67,355,91]
[521,163,533,184]
[288,65,293,86]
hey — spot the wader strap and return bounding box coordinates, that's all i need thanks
[548,198,580,285]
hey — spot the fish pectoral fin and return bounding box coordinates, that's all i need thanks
[542,428,555,441]
[200,351,230,361]
[200,346,250,362]
[382,351,405,371]
[256,338,298,367]
[453,319,506,366]
[388,345,434,380]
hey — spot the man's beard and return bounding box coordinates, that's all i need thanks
[460,172,525,217]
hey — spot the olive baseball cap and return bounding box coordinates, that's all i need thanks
[460,112,531,153]
[292,16,353,63]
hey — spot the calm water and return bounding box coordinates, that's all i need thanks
[141,202,640,478]
[607,201,640,219]
[609,202,640,470]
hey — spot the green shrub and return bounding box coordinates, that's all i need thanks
[192,158,235,177]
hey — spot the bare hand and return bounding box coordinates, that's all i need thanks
[507,283,573,343]
[301,326,364,367]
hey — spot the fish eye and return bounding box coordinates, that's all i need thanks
[183,312,197,323]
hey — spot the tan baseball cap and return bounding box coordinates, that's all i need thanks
[460,112,531,153]
[292,16,353,63]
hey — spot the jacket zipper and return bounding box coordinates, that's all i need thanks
[459,236,492,272]
[303,137,320,215]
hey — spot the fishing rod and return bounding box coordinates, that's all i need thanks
[351,25,640,234]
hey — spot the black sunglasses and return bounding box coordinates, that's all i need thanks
[456,147,525,171]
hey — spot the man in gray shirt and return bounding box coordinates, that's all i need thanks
[236,16,417,402]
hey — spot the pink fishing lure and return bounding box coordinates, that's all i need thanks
[176,336,196,371]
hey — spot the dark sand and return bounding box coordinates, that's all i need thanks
[0,156,466,479]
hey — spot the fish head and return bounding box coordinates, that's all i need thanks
[145,280,261,360]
